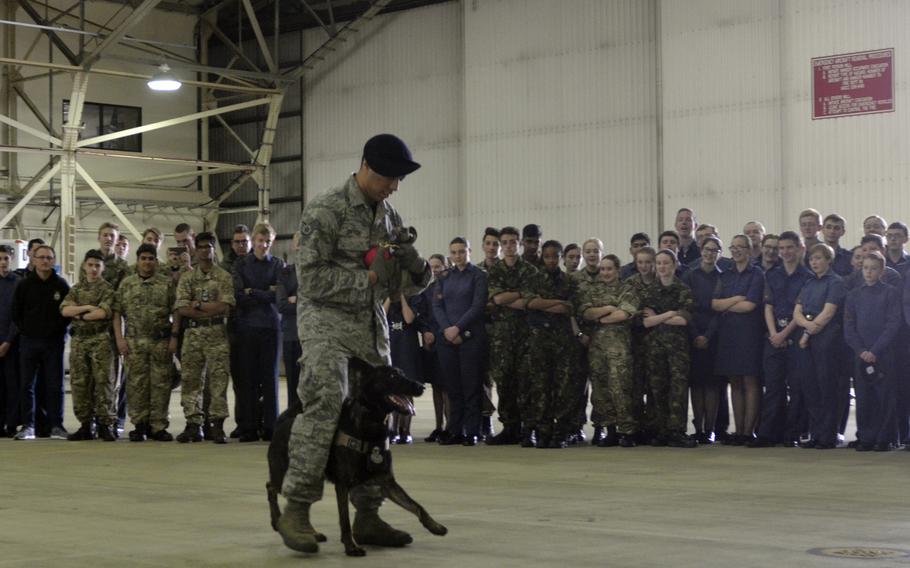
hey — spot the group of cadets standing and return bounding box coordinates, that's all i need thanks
[0,220,296,445]
[405,208,910,451]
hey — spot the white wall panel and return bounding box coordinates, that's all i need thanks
[781,0,910,238]
[464,0,658,255]
[661,0,783,242]
[301,2,463,256]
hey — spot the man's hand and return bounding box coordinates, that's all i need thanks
[0,342,10,358]
[860,351,876,364]
[288,295,297,304]
[368,247,399,288]
[116,337,129,357]
[444,326,460,343]
[167,336,178,355]
[422,331,435,349]
[768,331,787,349]
[694,336,709,350]
[394,242,427,274]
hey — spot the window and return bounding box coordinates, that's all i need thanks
[62,100,142,152]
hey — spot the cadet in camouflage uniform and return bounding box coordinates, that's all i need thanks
[61,250,116,441]
[625,246,658,439]
[173,232,235,444]
[579,255,639,447]
[113,244,178,442]
[640,249,696,447]
[569,238,604,444]
[279,134,430,554]
[521,240,583,448]
[485,226,538,446]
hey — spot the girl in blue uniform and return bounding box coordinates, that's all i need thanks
[421,254,449,442]
[794,243,846,449]
[385,288,427,444]
[711,234,764,445]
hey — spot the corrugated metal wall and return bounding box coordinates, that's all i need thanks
[209,0,910,260]
[464,0,658,253]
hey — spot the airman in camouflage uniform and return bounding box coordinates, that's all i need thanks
[174,232,235,444]
[520,241,583,448]
[578,257,639,447]
[279,135,430,554]
[114,244,178,442]
[61,250,116,441]
[568,239,604,443]
[485,227,538,445]
[639,253,695,447]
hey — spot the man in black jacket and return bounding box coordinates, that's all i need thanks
[12,245,70,440]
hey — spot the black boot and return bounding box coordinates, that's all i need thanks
[209,419,228,444]
[128,422,148,442]
[520,427,537,448]
[598,425,619,447]
[486,425,519,445]
[176,424,203,443]
[67,422,95,441]
[534,427,552,449]
[591,426,606,445]
[97,423,116,442]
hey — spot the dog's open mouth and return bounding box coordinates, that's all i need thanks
[386,394,415,416]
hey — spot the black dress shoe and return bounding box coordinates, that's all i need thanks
[575,428,586,443]
[424,429,441,443]
[650,435,667,447]
[238,431,259,443]
[619,434,636,448]
[591,426,606,446]
[747,437,774,448]
[398,433,413,445]
[666,433,697,448]
[855,443,874,452]
[436,430,453,444]
[873,442,892,452]
[486,426,519,445]
[520,428,537,448]
[799,439,818,449]
[462,436,478,446]
[439,433,465,446]
[229,427,240,439]
[814,441,836,450]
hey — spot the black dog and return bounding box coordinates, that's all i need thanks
[267,358,448,556]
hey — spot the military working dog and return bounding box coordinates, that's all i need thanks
[267,358,448,556]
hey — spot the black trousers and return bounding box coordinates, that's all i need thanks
[236,328,280,436]
[437,335,485,438]
[19,335,65,430]
[758,339,809,442]
[1,342,19,432]
[282,338,302,409]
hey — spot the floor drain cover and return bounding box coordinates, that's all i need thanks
[807,547,910,560]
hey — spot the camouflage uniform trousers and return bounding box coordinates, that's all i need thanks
[481,321,496,417]
[181,326,230,426]
[519,325,584,437]
[487,317,528,428]
[124,336,172,432]
[282,342,383,509]
[568,349,591,431]
[588,325,637,434]
[644,330,690,435]
[70,332,117,426]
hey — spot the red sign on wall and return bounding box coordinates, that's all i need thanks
[812,49,894,119]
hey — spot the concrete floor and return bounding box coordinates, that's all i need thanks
[2,382,909,568]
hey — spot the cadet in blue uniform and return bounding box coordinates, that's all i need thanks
[844,251,901,451]
[432,238,488,446]
[385,289,425,444]
[750,231,813,447]
[276,233,301,408]
[821,214,853,276]
[884,222,910,275]
[421,254,449,442]
[682,236,723,444]
[620,233,650,281]
[794,243,846,449]
[711,234,764,445]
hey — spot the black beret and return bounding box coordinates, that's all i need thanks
[362,134,420,178]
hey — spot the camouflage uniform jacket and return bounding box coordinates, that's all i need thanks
[114,271,176,338]
[60,278,114,335]
[638,277,694,337]
[295,175,430,363]
[174,265,235,317]
[576,280,639,328]
[487,256,538,321]
[78,253,130,290]
[570,268,601,333]
[523,267,577,331]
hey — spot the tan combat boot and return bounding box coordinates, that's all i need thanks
[277,500,319,553]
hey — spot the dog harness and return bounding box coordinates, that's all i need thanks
[334,431,392,472]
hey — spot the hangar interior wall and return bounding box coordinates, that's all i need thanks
[1,2,204,262]
[212,0,910,259]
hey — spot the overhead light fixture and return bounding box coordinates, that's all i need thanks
[147,64,181,92]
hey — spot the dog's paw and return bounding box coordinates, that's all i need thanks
[314,531,327,543]
[429,522,448,536]
[345,545,367,557]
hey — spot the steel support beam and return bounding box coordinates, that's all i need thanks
[0,113,62,146]
[0,158,61,229]
[77,97,272,148]
[241,0,277,73]
[80,0,164,69]
[0,57,282,95]
[199,19,264,74]
[16,0,79,65]
[75,163,143,241]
